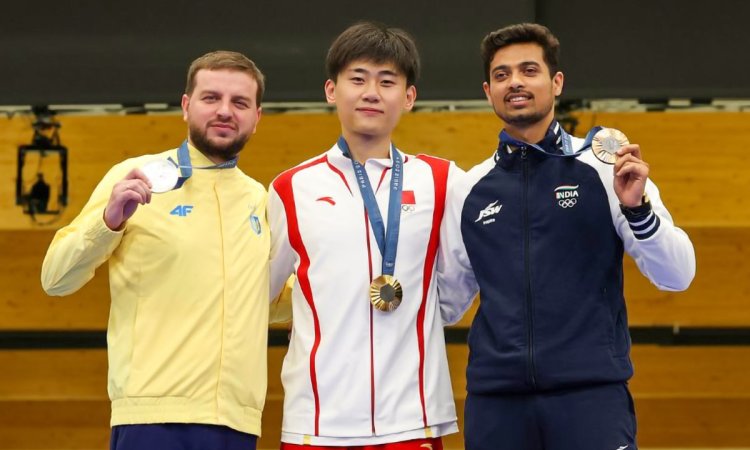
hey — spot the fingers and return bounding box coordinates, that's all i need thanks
[114,178,152,205]
[612,143,651,207]
[125,168,153,189]
[614,145,647,174]
[113,190,149,213]
[616,143,642,160]
[615,153,649,179]
[104,172,154,230]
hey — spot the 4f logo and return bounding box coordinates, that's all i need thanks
[475,200,502,224]
[170,205,193,216]
[555,185,579,208]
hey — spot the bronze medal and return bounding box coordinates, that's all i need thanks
[370,275,403,312]
[591,128,629,165]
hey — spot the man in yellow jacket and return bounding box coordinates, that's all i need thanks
[41,51,269,450]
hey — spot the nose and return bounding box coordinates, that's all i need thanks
[508,71,525,90]
[362,80,381,102]
[216,99,233,119]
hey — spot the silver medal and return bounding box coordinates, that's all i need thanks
[140,159,179,193]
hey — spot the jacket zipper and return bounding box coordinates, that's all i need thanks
[521,147,537,388]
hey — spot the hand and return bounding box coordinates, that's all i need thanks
[614,144,649,208]
[103,168,152,230]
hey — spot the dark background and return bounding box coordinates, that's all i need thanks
[2,0,748,105]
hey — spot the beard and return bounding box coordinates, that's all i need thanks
[499,109,549,127]
[497,101,553,129]
[188,122,250,162]
[494,90,554,129]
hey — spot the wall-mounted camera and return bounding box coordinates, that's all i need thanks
[15,106,68,223]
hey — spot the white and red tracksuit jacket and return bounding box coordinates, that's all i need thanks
[268,143,476,445]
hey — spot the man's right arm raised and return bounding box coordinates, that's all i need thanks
[41,163,150,296]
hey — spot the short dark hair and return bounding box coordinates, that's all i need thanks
[185,50,266,106]
[480,23,560,82]
[326,21,420,86]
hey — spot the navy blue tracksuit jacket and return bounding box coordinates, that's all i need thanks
[438,122,696,395]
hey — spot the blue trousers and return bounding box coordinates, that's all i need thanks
[110,423,258,450]
[464,382,637,450]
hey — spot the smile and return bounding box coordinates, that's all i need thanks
[506,94,532,103]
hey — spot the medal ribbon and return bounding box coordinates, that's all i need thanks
[338,136,403,277]
[494,122,602,162]
[171,139,238,189]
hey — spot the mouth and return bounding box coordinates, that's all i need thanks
[356,107,384,115]
[505,93,533,105]
[208,122,237,132]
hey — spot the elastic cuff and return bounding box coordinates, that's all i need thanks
[621,197,659,240]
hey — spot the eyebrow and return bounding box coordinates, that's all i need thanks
[199,89,252,102]
[351,67,400,78]
[491,61,541,73]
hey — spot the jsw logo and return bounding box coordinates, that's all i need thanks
[475,200,502,223]
[170,205,193,217]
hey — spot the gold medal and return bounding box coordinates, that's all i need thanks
[370,275,403,312]
[591,128,629,165]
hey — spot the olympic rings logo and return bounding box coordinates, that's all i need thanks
[558,198,577,208]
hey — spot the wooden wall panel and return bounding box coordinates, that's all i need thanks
[571,111,750,226]
[2,346,749,448]
[2,111,747,328]
[1,110,747,448]
[0,230,109,329]
[4,225,746,329]
[1,111,747,230]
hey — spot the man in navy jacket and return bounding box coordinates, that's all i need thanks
[440,23,696,450]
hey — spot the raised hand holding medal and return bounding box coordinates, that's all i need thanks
[612,138,650,208]
[586,126,649,206]
[105,147,184,230]
[103,168,153,231]
[338,136,405,313]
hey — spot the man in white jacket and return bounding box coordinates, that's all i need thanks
[268,21,477,450]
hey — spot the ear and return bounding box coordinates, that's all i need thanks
[552,71,564,97]
[181,94,190,121]
[252,107,262,134]
[324,79,336,104]
[404,85,417,111]
[482,81,492,105]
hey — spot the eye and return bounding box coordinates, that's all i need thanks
[234,100,250,109]
[380,79,396,87]
[350,76,365,84]
[524,66,539,76]
[202,94,218,102]
[493,71,508,81]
